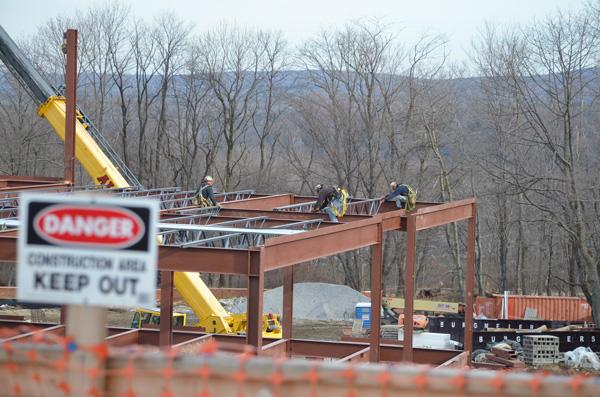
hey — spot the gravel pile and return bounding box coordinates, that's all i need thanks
[221,282,369,321]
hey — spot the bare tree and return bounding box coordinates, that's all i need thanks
[474,9,600,319]
[76,3,130,132]
[151,13,192,186]
[165,42,211,189]
[249,31,288,191]
[195,23,273,191]
[130,19,162,184]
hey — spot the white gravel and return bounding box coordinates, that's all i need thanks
[221,282,369,321]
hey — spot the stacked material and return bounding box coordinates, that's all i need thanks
[473,342,525,369]
[485,345,525,368]
[523,335,559,366]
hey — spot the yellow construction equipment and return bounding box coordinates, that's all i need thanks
[37,97,128,187]
[131,307,187,328]
[0,24,281,339]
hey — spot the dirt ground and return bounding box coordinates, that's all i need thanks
[0,305,348,340]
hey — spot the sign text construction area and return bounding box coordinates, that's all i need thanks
[17,193,158,307]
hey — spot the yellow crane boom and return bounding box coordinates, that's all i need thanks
[38,97,128,187]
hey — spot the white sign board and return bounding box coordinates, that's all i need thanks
[17,193,158,307]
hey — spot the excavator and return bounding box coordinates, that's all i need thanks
[0,25,281,338]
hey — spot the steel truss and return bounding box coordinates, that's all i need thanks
[273,197,381,216]
[0,180,476,365]
[0,186,256,217]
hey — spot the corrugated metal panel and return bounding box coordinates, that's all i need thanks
[474,297,497,318]
[489,295,592,322]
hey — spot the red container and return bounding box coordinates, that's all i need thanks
[475,295,592,322]
[474,297,497,318]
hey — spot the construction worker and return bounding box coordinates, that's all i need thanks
[384,181,416,211]
[312,184,344,222]
[195,175,218,207]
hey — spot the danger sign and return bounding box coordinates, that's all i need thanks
[17,193,158,307]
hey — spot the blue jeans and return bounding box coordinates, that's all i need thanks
[324,206,338,222]
[394,195,407,209]
[324,196,343,222]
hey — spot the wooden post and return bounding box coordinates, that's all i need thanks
[66,305,107,396]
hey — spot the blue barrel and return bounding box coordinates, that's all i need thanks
[355,302,372,328]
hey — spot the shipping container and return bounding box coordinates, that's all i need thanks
[475,295,592,322]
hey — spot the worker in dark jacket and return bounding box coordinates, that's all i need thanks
[312,184,341,222]
[195,175,218,207]
[384,181,409,209]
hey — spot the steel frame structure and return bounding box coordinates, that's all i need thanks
[0,179,476,364]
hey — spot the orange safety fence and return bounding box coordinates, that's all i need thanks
[0,325,599,397]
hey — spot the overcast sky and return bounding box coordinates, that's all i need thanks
[0,0,587,64]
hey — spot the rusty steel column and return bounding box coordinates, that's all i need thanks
[369,222,383,362]
[247,251,264,351]
[159,271,174,348]
[60,306,67,325]
[63,29,77,185]
[403,213,417,362]
[282,265,294,355]
[464,203,477,362]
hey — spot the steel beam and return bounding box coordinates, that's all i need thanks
[282,265,293,346]
[464,203,476,362]
[290,339,368,358]
[403,213,417,362]
[159,271,174,347]
[246,249,264,350]
[161,214,330,229]
[158,222,302,236]
[380,208,406,231]
[220,194,294,210]
[0,233,16,261]
[337,347,370,363]
[415,198,475,230]
[172,334,213,349]
[261,339,289,358]
[219,208,371,223]
[2,324,64,342]
[0,182,71,193]
[270,219,323,230]
[105,329,139,347]
[437,351,470,368]
[158,246,258,275]
[64,29,77,185]
[289,339,458,364]
[273,201,316,211]
[0,234,259,275]
[262,217,381,270]
[369,222,383,362]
